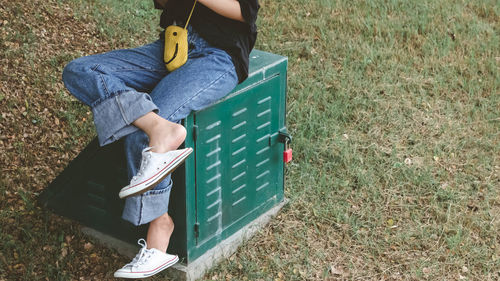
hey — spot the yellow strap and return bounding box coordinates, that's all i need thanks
[184,0,198,30]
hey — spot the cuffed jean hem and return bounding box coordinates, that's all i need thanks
[121,178,173,226]
[92,90,158,146]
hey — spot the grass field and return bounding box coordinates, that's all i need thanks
[0,0,499,280]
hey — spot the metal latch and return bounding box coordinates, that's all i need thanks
[278,130,293,163]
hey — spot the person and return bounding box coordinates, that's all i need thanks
[61,0,259,278]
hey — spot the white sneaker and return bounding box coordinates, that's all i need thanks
[119,147,193,199]
[114,239,179,279]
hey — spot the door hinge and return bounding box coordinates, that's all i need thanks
[194,222,200,238]
[193,125,199,141]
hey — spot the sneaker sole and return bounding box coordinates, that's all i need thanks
[113,255,179,279]
[119,148,193,199]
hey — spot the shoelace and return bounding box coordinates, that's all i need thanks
[125,239,153,269]
[132,147,153,181]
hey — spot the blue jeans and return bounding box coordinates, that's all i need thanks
[62,27,238,226]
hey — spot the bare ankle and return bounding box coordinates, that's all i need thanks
[147,214,175,252]
[149,121,186,153]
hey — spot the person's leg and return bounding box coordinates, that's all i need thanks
[62,40,185,150]
[121,29,238,253]
[147,212,174,252]
[132,112,186,153]
[63,40,186,252]
[64,39,191,202]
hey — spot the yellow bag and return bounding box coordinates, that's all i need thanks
[164,25,188,72]
[164,0,197,72]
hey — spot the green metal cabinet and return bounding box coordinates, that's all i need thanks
[39,50,288,263]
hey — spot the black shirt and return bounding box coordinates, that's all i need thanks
[154,0,259,83]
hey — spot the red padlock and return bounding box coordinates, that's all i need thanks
[283,140,292,163]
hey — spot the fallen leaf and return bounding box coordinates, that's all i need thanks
[61,248,68,258]
[330,265,344,276]
[83,242,94,251]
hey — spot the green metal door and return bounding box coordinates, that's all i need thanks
[194,74,284,245]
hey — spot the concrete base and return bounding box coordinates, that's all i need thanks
[82,199,288,281]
